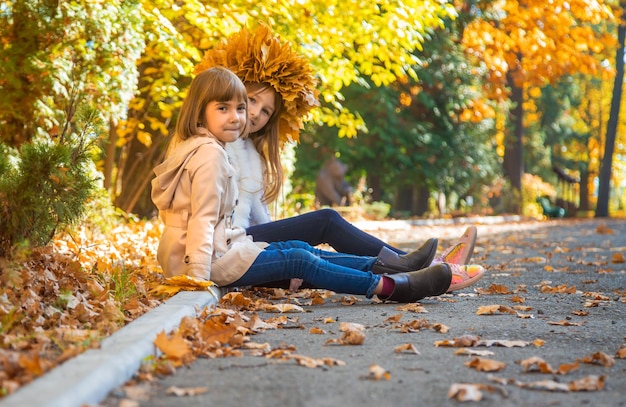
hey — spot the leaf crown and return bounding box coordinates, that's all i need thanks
[194,24,319,144]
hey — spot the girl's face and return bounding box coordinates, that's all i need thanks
[247,87,277,133]
[204,99,247,144]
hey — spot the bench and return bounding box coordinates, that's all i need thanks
[537,196,566,218]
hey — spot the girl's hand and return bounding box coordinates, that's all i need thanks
[289,278,303,292]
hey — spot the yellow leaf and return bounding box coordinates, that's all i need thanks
[154,330,191,367]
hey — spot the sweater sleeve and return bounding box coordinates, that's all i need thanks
[183,144,229,279]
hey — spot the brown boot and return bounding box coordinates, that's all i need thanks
[377,263,452,303]
[371,238,438,274]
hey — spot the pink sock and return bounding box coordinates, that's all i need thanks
[380,276,395,296]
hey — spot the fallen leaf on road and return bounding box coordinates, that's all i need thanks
[532,339,546,347]
[568,375,606,391]
[448,335,481,347]
[454,348,494,357]
[547,320,584,326]
[616,346,626,359]
[476,339,530,348]
[448,383,507,401]
[596,224,614,234]
[611,253,625,263]
[165,386,209,396]
[582,351,615,367]
[448,383,483,401]
[476,304,518,315]
[384,314,403,323]
[540,284,577,294]
[510,294,525,303]
[476,283,511,295]
[518,356,580,375]
[394,343,420,355]
[396,303,428,313]
[220,292,253,307]
[324,322,366,345]
[363,364,390,381]
[263,303,304,313]
[154,331,193,368]
[465,357,506,372]
[287,354,346,368]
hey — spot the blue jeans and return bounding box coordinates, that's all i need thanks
[246,208,404,256]
[227,240,382,298]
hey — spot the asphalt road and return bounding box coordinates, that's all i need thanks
[100,217,626,407]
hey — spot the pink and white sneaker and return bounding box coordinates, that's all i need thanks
[446,263,485,292]
[432,226,477,266]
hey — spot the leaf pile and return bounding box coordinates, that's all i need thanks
[0,220,167,397]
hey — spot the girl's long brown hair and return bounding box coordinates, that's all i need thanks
[245,83,284,203]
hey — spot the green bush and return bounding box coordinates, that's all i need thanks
[0,136,95,257]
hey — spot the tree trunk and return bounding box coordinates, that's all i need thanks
[578,165,590,212]
[368,175,382,202]
[504,68,524,214]
[395,186,413,214]
[596,11,625,218]
[414,185,430,216]
[103,117,117,191]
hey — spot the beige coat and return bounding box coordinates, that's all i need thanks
[150,132,266,285]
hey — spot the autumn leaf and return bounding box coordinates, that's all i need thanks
[596,224,614,234]
[464,356,506,372]
[394,343,420,355]
[263,303,304,313]
[476,283,512,295]
[448,383,508,401]
[454,348,494,357]
[532,339,546,347]
[396,303,428,313]
[363,364,390,381]
[199,315,239,346]
[154,330,192,367]
[324,322,366,345]
[287,354,345,368]
[582,351,615,367]
[540,284,577,294]
[448,383,484,402]
[477,339,530,348]
[150,275,215,297]
[476,304,518,315]
[611,252,625,263]
[166,386,209,396]
[547,320,584,327]
[220,292,253,308]
[384,314,403,323]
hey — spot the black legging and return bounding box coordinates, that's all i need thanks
[245,208,404,256]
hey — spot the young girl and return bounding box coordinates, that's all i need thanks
[151,66,484,303]
[193,25,481,290]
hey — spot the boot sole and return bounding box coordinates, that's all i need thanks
[441,226,477,265]
[447,266,485,292]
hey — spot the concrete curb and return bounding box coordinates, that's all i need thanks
[0,288,223,407]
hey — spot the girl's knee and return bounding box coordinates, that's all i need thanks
[319,208,341,222]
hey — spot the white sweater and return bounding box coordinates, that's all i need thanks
[225,138,271,229]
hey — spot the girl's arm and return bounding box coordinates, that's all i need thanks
[183,144,229,280]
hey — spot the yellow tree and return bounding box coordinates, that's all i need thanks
[462,0,614,212]
[112,0,457,214]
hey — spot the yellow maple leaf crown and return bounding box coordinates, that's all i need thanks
[194,24,320,144]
